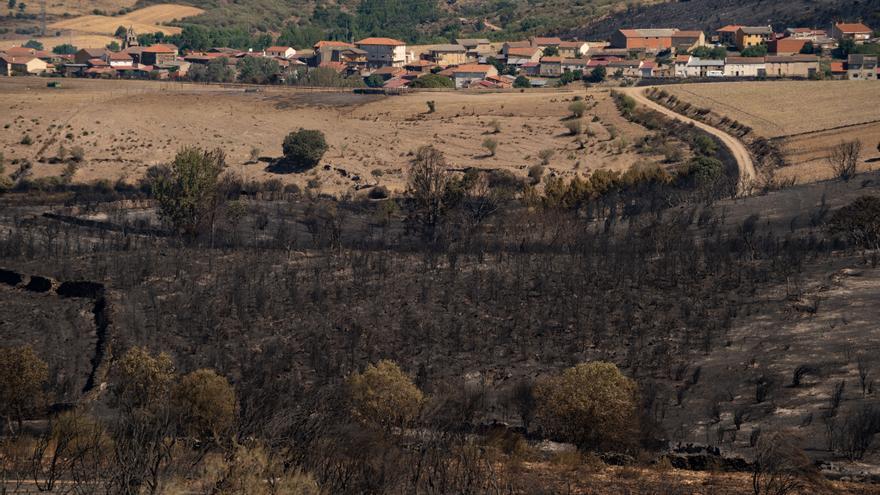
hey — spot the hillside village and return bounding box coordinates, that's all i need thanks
[0,21,878,87]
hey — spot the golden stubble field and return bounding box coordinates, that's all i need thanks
[0,78,664,194]
[48,4,205,36]
[663,81,880,183]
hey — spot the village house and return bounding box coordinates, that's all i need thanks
[505,47,542,67]
[538,57,563,77]
[640,61,656,77]
[716,25,742,46]
[450,64,498,88]
[105,51,134,67]
[764,54,819,77]
[74,48,108,65]
[671,31,706,53]
[455,38,492,61]
[685,57,724,77]
[558,41,589,58]
[502,40,532,56]
[520,61,540,76]
[735,26,773,50]
[831,22,873,44]
[847,54,878,80]
[427,45,467,67]
[561,58,590,73]
[264,46,295,59]
[0,55,49,75]
[829,60,848,79]
[611,29,677,52]
[530,37,563,51]
[785,28,827,40]
[140,44,178,66]
[356,37,407,67]
[673,54,692,77]
[404,60,437,73]
[608,59,643,77]
[769,37,808,55]
[368,65,406,81]
[723,56,766,77]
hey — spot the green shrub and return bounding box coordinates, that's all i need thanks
[282,129,328,170]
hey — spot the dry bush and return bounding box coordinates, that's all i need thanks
[174,369,237,444]
[533,362,639,452]
[827,140,861,181]
[752,432,823,495]
[0,345,48,434]
[348,360,424,430]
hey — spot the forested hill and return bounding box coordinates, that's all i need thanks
[576,0,880,40]
[135,0,879,48]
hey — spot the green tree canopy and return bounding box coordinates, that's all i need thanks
[281,129,328,170]
[150,147,227,237]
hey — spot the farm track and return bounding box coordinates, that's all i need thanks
[621,86,757,196]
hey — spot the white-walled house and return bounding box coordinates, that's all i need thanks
[264,46,296,59]
[451,64,498,88]
[723,56,766,77]
[355,37,407,67]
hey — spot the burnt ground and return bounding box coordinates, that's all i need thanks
[0,171,879,486]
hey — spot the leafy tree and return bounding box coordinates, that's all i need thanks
[112,347,175,412]
[7,0,16,10]
[542,45,559,57]
[407,145,449,242]
[106,40,120,51]
[693,134,718,156]
[364,73,385,88]
[740,44,768,57]
[690,45,727,59]
[114,25,127,38]
[687,156,723,185]
[513,75,531,88]
[189,57,235,83]
[800,41,815,54]
[0,345,48,434]
[173,369,236,443]
[52,43,77,55]
[282,129,328,170]
[558,69,582,86]
[585,65,606,83]
[354,0,438,43]
[237,56,280,84]
[409,74,454,88]
[23,39,42,50]
[348,360,423,430]
[827,196,880,250]
[533,362,638,451]
[150,147,228,237]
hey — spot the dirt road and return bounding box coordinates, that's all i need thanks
[621,86,757,196]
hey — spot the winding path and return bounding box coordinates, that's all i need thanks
[621,86,757,196]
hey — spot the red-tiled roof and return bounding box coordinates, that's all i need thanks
[717,25,742,32]
[142,44,178,53]
[108,51,132,60]
[540,56,563,63]
[265,46,292,52]
[451,64,494,73]
[829,61,846,73]
[559,41,585,48]
[356,37,405,46]
[835,22,872,33]
[314,40,355,49]
[318,61,346,72]
[506,47,540,57]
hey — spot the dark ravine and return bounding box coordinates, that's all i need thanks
[0,268,114,401]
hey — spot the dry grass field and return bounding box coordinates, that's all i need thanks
[45,0,137,16]
[48,4,204,36]
[0,78,669,194]
[0,34,117,51]
[663,81,880,183]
